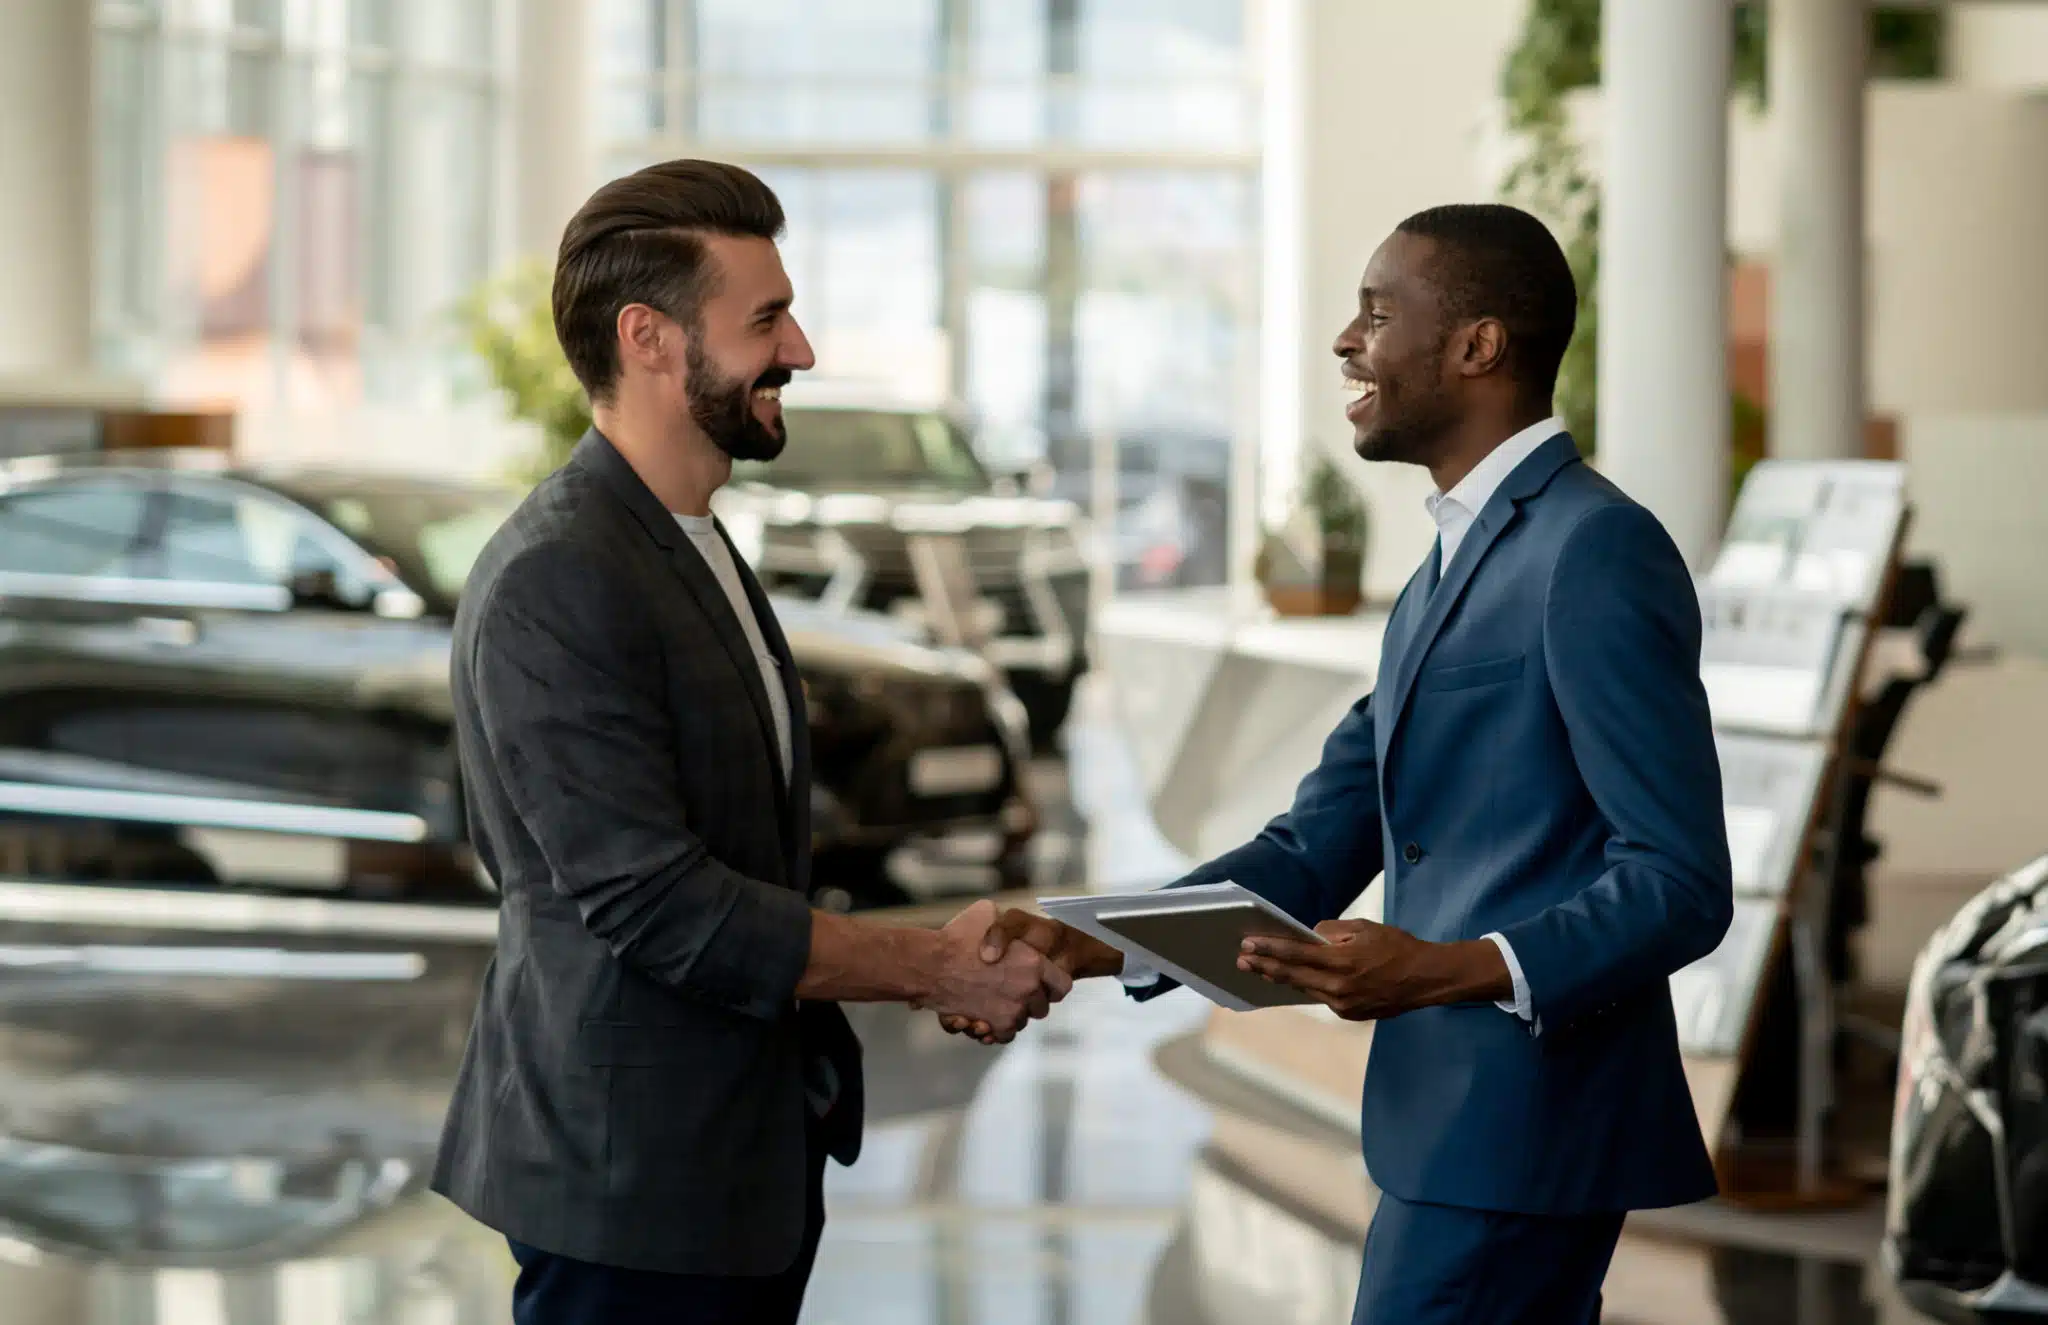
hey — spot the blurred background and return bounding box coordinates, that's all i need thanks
[1,0,2047,1321]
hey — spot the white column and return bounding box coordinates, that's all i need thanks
[515,0,596,260]
[1597,0,1732,569]
[0,0,94,378]
[1769,0,1866,462]
[1253,0,1307,548]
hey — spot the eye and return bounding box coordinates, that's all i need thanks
[1368,312,1391,328]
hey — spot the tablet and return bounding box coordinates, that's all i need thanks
[1038,883,1328,1011]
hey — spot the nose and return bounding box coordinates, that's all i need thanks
[782,315,817,372]
[1332,317,1363,359]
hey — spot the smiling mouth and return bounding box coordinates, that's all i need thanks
[1342,375,1377,419]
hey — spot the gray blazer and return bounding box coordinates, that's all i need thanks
[430,430,863,1276]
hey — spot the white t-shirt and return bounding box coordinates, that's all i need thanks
[674,513,792,782]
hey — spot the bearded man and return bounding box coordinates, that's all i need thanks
[431,160,1069,1325]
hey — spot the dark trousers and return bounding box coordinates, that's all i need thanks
[508,1135,828,1325]
[1351,1192,1625,1325]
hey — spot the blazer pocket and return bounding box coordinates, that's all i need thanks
[1417,653,1525,693]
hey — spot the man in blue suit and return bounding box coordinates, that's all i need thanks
[946,203,1733,1322]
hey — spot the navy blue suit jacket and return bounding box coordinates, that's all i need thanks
[1150,433,1732,1214]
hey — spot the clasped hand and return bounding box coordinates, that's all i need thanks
[912,900,1074,1044]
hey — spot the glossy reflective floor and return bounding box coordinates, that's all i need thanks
[0,966,1921,1325]
[0,691,1930,1324]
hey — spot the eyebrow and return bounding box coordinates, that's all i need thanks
[752,296,792,319]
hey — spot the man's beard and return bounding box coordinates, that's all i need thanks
[1354,401,1456,466]
[686,339,790,463]
[1353,338,1458,467]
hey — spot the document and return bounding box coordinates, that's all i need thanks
[1038,883,1328,1011]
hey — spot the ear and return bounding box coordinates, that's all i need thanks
[616,303,677,379]
[1457,318,1509,379]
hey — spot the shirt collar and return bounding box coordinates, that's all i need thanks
[1424,416,1566,526]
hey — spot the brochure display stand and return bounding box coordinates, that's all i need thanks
[1674,459,1910,1205]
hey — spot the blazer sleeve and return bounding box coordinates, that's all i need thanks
[468,540,812,1021]
[1496,502,1734,1029]
[1129,691,1385,1001]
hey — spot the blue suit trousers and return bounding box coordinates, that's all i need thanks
[1352,1193,1624,1325]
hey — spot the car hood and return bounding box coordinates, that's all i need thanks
[771,596,996,686]
[366,595,995,694]
[716,482,1080,531]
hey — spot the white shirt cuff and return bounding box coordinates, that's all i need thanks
[1484,932,1539,1033]
[1118,957,1160,988]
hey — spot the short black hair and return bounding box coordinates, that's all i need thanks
[1395,203,1577,403]
[553,159,786,405]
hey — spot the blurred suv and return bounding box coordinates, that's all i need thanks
[0,449,1036,902]
[715,401,1091,749]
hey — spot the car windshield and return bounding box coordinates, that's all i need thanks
[734,408,989,491]
[306,484,519,609]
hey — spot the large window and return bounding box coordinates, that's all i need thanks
[94,0,508,414]
[598,0,1261,589]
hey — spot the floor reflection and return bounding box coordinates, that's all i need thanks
[0,924,1912,1325]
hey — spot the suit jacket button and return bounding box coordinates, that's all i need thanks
[1402,842,1422,865]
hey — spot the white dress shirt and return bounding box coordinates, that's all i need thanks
[675,513,793,782]
[1426,416,1564,1032]
[1120,419,1568,1009]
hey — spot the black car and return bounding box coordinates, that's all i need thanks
[0,449,1036,903]
[715,402,1092,748]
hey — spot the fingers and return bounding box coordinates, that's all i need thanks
[1237,951,1348,995]
[1314,919,1374,943]
[980,908,1054,962]
[1240,935,1347,970]
[1038,955,1074,1001]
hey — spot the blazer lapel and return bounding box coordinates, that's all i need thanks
[1378,433,1582,766]
[1373,552,1441,769]
[570,431,795,840]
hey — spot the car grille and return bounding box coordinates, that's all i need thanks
[832,525,1032,590]
[760,522,1083,643]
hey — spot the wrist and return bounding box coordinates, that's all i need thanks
[904,927,952,1004]
[1076,933,1126,980]
[1411,939,1513,1008]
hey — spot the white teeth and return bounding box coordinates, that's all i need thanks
[755,387,781,401]
[1343,378,1374,399]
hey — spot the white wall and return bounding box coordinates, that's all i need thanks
[1900,414,2048,658]
[1950,2,2048,91]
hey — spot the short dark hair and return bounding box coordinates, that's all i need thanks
[1395,203,1577,403]
[552,159,786,404]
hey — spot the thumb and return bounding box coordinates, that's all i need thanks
[980,920,1010,962]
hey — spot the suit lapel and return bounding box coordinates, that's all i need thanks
[570,431,797,849]
[1377,433,1582,768]
[1374,552,1443,769]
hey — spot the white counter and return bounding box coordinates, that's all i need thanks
[1089,588,1388,862]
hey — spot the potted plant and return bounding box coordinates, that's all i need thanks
[1255,452,1370,617]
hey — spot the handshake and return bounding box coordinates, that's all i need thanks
[912,901,1126,1044]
